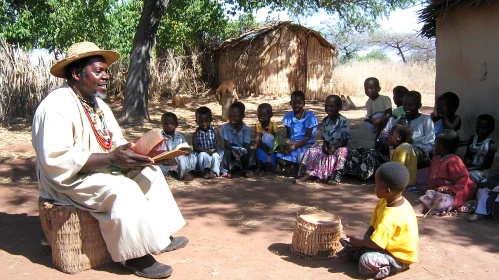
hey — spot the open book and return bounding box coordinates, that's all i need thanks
[151,142,190,161]
[131,129,191,162]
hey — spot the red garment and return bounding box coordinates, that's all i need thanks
[427,154,476,208]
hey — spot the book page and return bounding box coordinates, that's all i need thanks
[152,150,189,161]
[174,142,192,151]
[130,129,164,156]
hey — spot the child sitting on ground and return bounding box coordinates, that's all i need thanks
[340,162,418,279]
[159,112,197,181]
[468,174,499,222]
[276,90,318,170]
[296,95,350,184]
[392,86,408,119]
[192,106,224,179]
[220,102,256,177]
[430,92,461,135]
[464,114,496,183]
[413,129,476,216]
[255,103,279,174]
[374,85,409,154]
[401,90,434,168]
[387,124,417,188]
[363,77,392,134]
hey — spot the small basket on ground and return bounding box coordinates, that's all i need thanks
[291,209,343,259]
[38,198,112,274]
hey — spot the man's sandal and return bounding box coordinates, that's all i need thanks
[163,236,189,252]
[124,254,173,279]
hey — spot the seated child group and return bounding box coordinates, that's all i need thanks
[156,77,497,279]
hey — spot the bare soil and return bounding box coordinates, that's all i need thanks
[1,94,498,280]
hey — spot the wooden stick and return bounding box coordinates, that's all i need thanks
[423,194,443,218]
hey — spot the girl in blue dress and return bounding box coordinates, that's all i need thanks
[276,91,318,170]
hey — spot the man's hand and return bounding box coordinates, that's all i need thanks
[111,143,153,168]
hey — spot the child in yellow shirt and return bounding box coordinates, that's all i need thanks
[340,162,419,279]
[387,124,417,188]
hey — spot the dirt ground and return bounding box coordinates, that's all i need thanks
[1,93,499,280]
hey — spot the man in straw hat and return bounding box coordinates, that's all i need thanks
[32,42,188,278]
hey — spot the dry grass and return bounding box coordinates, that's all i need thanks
[332,60,436,97]
[110,49,209,102]
[0,40,61,125]
[0,43,208,126]
[0,41,435,127]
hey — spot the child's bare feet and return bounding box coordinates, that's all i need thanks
[183,171,194,181]
[243,170,254,178]
[203,169,215,179]
[294,174,315,184]
[296,174,311,183]
[413,203,427,217]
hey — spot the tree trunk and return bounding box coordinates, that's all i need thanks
[396,42,407,63]
[120,0,169,124]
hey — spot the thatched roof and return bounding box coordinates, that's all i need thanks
[218,21,337,53]
[419,0,493,38]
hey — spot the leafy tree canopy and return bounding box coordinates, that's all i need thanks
[1,0,416,55]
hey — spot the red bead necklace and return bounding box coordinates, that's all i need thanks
[77,94,112,150]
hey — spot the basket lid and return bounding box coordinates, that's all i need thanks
[300,212,337,224]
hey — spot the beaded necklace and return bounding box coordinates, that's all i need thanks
[76,93,112,150]
[387,196,403,206]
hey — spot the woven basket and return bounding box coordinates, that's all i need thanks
[38,198,112,274]
[291,210,343,259]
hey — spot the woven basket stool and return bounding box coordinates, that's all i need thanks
[291,210,343,259]
[38,198,112,274]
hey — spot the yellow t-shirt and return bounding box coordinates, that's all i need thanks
[390,142,417,186]
[255,121,278,135]
[369,198,419,264]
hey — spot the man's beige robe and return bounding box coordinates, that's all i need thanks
[32,84,186,262]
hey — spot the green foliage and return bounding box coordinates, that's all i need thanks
[102,1,143,58]
[1,0,114,54]
[221,13,259,40]
[226,0,417,33]
[156,0,228,51]
[356,50,390,62]
[1,0,417,56]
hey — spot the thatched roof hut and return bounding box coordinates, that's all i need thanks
[214,22,338,100]
[419,0,499,145]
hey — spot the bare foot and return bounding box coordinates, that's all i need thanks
[183,172,194,181]
[413,203,427,215]
[203,169,211,179]
[327,180,339,185]
[244,170,254,178]
[296,174,312,183]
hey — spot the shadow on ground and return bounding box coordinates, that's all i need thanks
[267,243,363,279]
[0,212,50,267]
[171,174,499,254]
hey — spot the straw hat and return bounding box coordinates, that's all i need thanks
[50,42,120,78]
